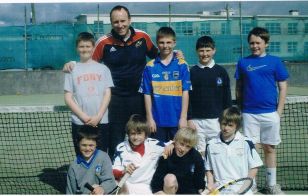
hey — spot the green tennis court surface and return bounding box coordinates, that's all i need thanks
[0,94,65,106]
[0,86,307,106]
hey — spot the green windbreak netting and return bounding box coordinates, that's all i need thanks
[0,26,26,69]
[0,20,307,70]
[0,24,95,70]
[0,23,249,70]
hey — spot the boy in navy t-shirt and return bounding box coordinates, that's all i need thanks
[188,35,232,158]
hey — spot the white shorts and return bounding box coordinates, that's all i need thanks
[242,112,281,145]
[126,181,152,194]
[191,118,220,152]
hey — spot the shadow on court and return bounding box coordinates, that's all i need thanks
[38,164,69,194]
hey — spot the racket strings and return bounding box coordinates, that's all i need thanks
[237,179,253,194]
[213,178,253,195]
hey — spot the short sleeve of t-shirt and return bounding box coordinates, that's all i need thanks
[139,64,153,95]
[204,144,212,171]
[64,72,73,92]
[245,140,263,169]
[102,64,114,88]
[274,59,289,81]
[180,62,192,91]
[234,60,242,80]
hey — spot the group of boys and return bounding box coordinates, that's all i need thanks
[64,5,288,195]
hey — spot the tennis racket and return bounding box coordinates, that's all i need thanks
[84,182,94,192]
[108,172,131,195]
[208,177,253,195]
[84,173,130,195]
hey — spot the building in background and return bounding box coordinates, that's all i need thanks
[75,9,308,64]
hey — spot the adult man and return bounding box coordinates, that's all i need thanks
[64,5,158,157]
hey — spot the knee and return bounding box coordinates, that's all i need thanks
[263,144,275,153]
[163,174,178,194]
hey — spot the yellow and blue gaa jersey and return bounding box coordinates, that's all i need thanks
[139,53,191,127]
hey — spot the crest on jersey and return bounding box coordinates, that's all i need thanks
[135,40,143,48]
[162,71,169,80]
[216,77,223,86]
[190,164,195,173]
[152,74,160,78]
[95,165,102,176]
[173,71,179,79]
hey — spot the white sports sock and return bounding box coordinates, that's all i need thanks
[266,168,276,186]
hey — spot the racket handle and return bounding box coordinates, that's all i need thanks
[118,173,130,188]
[209,189,219,195]
[84,183,95,192]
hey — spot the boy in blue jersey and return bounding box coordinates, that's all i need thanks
[139,27,191,142]
[235,27,289,194]
[188,35,232,158]
[66,125,116,194]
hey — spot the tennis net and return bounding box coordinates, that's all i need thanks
[0,96,307,194]
[0,105,74,194]
[256,96,308,191]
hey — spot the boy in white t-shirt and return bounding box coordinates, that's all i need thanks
[205,106,263,194]
[64,32,114,154]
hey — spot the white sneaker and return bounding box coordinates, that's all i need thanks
[264,184,285,195]
[251,183,258,194]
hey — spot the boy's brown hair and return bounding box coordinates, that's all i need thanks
[196,35,215,50]
[156,26,176,42]
[174,127,198,147]
[248,27,270,44]
[75,32,95,47]
[125,114,150,137]
[76,125,99,144]
[219,106,242,131]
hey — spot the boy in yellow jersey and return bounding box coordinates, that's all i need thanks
[139,27,191,142]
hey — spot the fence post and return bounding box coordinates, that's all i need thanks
[24,5,27,70]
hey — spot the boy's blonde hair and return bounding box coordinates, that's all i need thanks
[125,114,150,137]
[174,127,198,147]
[219,106,242,130]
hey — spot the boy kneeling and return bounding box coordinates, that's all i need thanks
[151,127,205,194]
